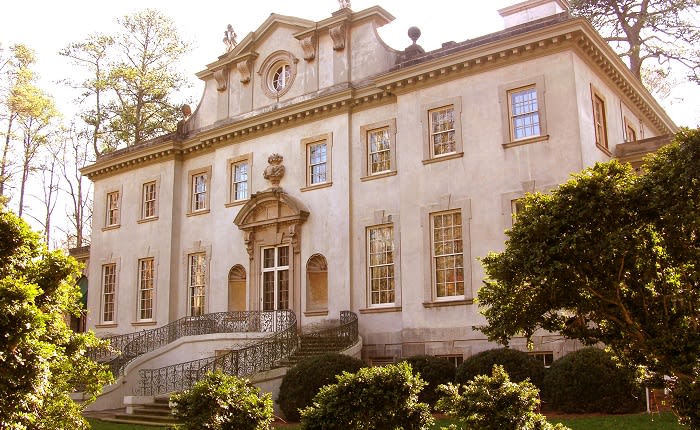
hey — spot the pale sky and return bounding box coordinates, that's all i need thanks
[1,0,698,126]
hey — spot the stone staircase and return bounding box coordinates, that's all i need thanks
[93,397,179,427]
[278,333,352,366]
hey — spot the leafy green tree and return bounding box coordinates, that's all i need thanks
[299,362,434,430]
[569,0,700,89]
[478,128,700,428]
[0,204,112,429]
[436,365,569,430]
[170,371,273,430]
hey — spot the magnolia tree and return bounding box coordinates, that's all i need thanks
[478,128,700,428]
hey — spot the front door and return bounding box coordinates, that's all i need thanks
[261,245,290,311]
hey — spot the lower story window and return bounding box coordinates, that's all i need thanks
[138,258,154,320]
[188,253,206,316]
[101,264,116,323]
[262,246,290,310]
[367,225,395,305]
[432,211,464,298]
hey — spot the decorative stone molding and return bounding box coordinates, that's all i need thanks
[257,51,298,99]
[237,58,253,84]
[329,23,346,51]
[213,68,229,92]
[299,34,316,61]
[263,153,285,189]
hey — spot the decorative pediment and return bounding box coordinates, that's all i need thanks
[233,189,309,232]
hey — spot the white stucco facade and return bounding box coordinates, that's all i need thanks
[83,0,676,376]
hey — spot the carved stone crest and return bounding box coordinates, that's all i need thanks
[263,153,285,189]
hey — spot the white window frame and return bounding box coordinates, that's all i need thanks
[591,85,609,153]
[421,97,463,163]
[431,210,465,300]
[261,245,290,311]
[367,224,395,306]
[138,258,155,321]
[141,181,157,220]
[188,167,211,215]
[105,191,120,227]
[101,263,117,323]
[500,76,548,147]
[361,119,397,180]
[301,133,333,191]
[188,253,206,316]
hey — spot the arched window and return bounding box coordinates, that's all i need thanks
[228,265,247,311]
[306,254,328,313]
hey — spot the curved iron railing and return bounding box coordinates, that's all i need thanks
[90,311,292,377]
[300,310,358,351]
[137,310,298,396]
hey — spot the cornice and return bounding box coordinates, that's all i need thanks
[81,141,181,180]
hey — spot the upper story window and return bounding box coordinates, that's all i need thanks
[259,51,297,99]
[509,86,540,140]
[105,191,120,228]
[625,117,638,142]
[302,133,333,191]
[500,76,548,147]
[233,161,249,201]
[141,181,157,220]
[188,167,211,215]
[421,97,464,163]
[591,85,609,153]
[361,119,397,181]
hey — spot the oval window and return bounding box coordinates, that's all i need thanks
[271,63,291,92]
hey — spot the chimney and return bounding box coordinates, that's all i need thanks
[498,0,570,28]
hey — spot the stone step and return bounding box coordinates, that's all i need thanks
[113,412,178,424]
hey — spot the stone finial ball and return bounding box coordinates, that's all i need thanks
[408,26,421,43]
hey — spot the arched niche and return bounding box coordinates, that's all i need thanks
[306,254,328,315]
[228,265,247,311]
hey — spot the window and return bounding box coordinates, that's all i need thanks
[436,354,464,368]
[261,246,289,310]
[232,161,249,201]
[529,352,554,368]
[271,63,291,92]
[138,258,154,320]
[306,254,328,313]
[105,191,120,227]
[142,181,157,219]
[101,264,116,323]
[509,86,540,140]
[422,97,463,163]
[361,119,397,180]
[188,167,211,214]
[500,76,547,147]
[429,106,456,156]
[259,51,297,98]
[367,225,395,306]
[625,118,638,142]
[511,199,525,224]
[591,86,609,151]
[302,134,333,190]
[188,253,206,316]
[432,211,464,298]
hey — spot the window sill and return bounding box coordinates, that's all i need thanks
[422,298,473,308]
[361,170,397,182]
[186,209,210,217]
[95,323,118,328]
[225,200,248,208]
[422,152,464,165]
[132,320,157,327]
[137,216,159,224]
[304,310,329,317]
[301,182,333,192]
[359,306,402,314]
[596,143,612,156]
[502,134,549,149]
[101,224,121,232]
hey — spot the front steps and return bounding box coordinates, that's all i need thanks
[92,397,179,427]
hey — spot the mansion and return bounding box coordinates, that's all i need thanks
[81,0,676,410]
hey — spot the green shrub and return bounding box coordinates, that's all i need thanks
[299,362,434,430]
[401,355,456,406]
[169,371,273,430]
[436,365,570,430]
[543,347,645,414]
[456,348,544,388]
[277,353,364,421]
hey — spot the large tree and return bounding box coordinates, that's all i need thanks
[0,205,112,429]
[61,9,190,154]
[478,128,700,428]
[569,0,700,90]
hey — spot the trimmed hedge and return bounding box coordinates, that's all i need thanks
[543,347,645,414]
[401,355,456,406]
[277,353,364,422]
[456,348,545,388]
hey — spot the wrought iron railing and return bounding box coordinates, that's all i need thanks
[300,310,358,351]
[137,310,298,396]
[90,311,293,377]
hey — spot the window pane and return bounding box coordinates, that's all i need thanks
[139,258,154,320]
[308,142,328,184]
[368,225,395,305]
[233,162,249,201]
[188,254,206,316]
[433,211,465,298]
[510,87,540,140]
[368,127,391,174]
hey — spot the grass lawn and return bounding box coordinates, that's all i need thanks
[88,413,682,429]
